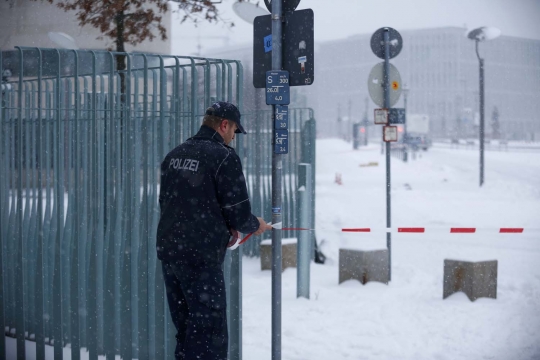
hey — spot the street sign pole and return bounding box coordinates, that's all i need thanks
[271,0,283,359]
[369,26,402,282]
[383,28,392,281]
[479,50,485,186]
[403,90,408,162]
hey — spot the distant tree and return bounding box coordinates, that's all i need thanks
[25,0,247,157]
[454,116,462,139]
[491,106,500,139]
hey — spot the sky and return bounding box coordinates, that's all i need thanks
[171,0,540,56]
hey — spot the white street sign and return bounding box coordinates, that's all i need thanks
[374,108,389,125]
[367,62,402,108]
[383,126,398,142]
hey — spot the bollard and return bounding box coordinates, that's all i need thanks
[297,164,312,299]
[339,249,389,285]
[260,239,297,271]
[443,259,498,301]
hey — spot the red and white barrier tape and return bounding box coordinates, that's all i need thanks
[342,227,528,233]
[227,224,533,250]
[228,223,315,250]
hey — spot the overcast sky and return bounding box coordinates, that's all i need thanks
[171,0,540,56]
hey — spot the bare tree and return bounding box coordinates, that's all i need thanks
[31,0,245,90]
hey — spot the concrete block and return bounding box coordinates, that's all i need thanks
[443,259,498,301]
[339,249,389,285]
[260,238,297,271]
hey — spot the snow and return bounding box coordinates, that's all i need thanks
[242,139,540,360]
[6,138,540,359]
[261,238,297,246]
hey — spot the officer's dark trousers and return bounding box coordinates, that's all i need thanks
[161,259,228,360]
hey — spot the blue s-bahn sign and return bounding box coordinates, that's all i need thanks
[266,70,290,105]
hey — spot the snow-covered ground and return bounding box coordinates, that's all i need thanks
[6,139,540,359]
[241,139,540,360]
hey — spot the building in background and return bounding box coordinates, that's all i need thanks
[315,27,540,141]
[4,4,536,143]
[208,26,540,141]
[0,0,172,53]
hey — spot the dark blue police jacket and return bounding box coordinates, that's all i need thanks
[156,125,260,264]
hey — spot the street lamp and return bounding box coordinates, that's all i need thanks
[402,83,410,162]
[466,26,501,186]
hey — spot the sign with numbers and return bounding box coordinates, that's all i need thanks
[274,129,289,154]
[266,70,290,105]
[275,105,289,129]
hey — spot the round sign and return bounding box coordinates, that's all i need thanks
[233,2,269,24]
[367,62,402,108]
[370,27,402,59]
[264,0,301,13]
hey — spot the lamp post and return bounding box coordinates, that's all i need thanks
[466,26,500,186]
[402,83,409,162]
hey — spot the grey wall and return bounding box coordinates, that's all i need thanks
[315,27,540,140]
[0,0,172,54]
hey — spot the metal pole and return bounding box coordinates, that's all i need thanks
[403,91,408,162]
[0,50,5,360]
[348,99,352,143]
[478,45,485,187]
[383,29,392,281]
[297,164,311,299]
[271,0,283,359]
[364,97,369,146]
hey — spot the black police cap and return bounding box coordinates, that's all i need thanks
[205,101,246,134]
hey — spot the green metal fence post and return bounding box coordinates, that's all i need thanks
[120,52,133,360]
[138,54,149,360]
[69,49,81,360]
[15,46,26,360]
[103,52,116,360]
[52,48,64,360]
[0,48,5,360]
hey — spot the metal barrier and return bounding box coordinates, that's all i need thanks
[0,47,245,360]
[390,144,408,162]
[0,47,316,360]
[241,108,316,257]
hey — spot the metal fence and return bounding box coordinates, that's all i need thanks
[241,108,316,256]
[0,48,316,360]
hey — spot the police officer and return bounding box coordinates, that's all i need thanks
[157,101,272,360]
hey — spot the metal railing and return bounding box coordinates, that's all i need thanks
[241,108,316,257]
[0,48,316,360]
